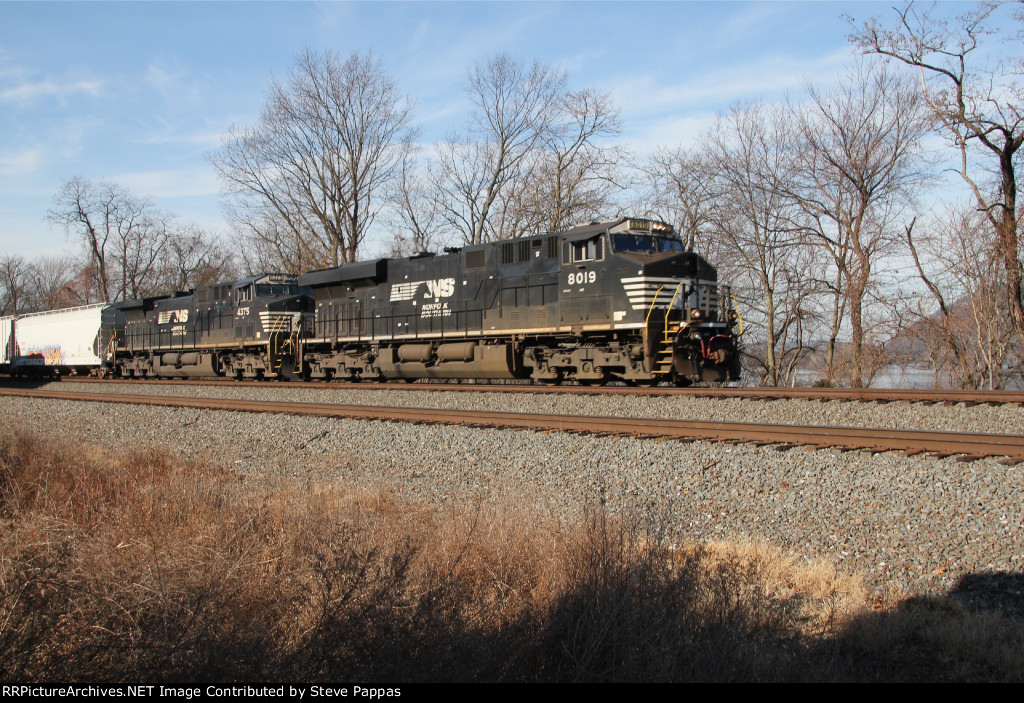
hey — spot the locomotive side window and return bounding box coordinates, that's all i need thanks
[570,236,603,263]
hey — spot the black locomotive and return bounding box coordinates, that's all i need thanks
[101,218,741,385]
[105,273,310,380]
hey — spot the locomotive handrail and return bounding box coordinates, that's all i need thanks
[644,285,664,326]
[665,282,684,331]
[730,290,744,335]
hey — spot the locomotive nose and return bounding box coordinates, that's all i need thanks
[637,253,705,280]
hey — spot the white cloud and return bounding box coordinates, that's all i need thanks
[0,147,43,177]
[624,112,720,154]
[0,76,103,106]
[144,57,208,106]
[0,51,104,107]
[716,2,795,45]
[128,121,225,148]
[111,167,222,200]
[612,47,856,118]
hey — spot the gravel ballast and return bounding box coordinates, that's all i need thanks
[46,380,1024,434]
[4,384,1023,613]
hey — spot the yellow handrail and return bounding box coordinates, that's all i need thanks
[267,315,289,372]
[664,282,684,332]
[644,285,664,326]
[730,292,744,335]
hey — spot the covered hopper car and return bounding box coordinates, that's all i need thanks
[0,304,107,376]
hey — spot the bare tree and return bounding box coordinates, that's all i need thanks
[790,61,929,386]
[434,55,566,244]
[48,177,169,302]
[383,142,448,256]
[232,212,310,275]
[704,101,815,387]
[157,227,235,292]
[906,208,1016,389]
[637,146,722,257]
[853,1,1024,349]
[528,87,625,234]
[23,255,84,311]
[211,49,414,270]
[48,177,231,302]
[0,255,29,315]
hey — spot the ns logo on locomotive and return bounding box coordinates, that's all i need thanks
[0,218,742,386]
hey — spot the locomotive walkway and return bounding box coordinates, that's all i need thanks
[3,385,1023,463]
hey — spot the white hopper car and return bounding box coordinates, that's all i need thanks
[0,304,108,376]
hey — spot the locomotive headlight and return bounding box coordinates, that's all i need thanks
[727,309,739,325]
[690,308,702,320]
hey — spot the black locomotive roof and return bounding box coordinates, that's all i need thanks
[298,259,388,288]
[560,219,622,240]
[109,295,172,312]
[559,217,676,241]
[233,272,297,288]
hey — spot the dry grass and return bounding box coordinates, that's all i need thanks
[1,426,1022,682]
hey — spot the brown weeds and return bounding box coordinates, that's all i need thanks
[1,427,1021,682]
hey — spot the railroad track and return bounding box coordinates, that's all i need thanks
[7,375,1024,406]
[3,386,1022,463]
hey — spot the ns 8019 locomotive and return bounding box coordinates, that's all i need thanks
[104,217,741,385]
[298,217,740,385]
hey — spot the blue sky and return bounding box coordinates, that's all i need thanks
[0,0,968,259]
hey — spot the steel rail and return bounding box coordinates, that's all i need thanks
[10,376,1024,405]
[3,387,1022,462]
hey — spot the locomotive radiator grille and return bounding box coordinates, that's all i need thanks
[621,277,688,310]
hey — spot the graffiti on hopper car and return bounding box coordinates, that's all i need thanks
[24,345,65,365]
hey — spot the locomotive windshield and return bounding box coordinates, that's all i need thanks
[256,284,298,296]
[612,234,684,253]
